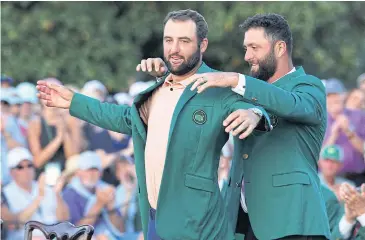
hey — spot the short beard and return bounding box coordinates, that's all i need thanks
[249,46,277,82]
[165,48,201,76]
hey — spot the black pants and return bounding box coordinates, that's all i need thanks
[237,205,327,240]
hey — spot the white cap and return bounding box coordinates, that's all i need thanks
[16,82,38,104]
[128,81,151,98]
[114,92,132,105]
[82,80,108,96]
[7,147,33,169]
[77,151,102,171]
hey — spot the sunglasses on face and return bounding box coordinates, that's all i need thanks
[13,163,34,170]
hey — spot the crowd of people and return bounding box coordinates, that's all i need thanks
[1,75,155,240]
[1,71,365,240]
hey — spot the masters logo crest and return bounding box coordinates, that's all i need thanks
[192,109,207,125]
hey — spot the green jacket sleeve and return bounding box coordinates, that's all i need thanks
[223,92,272,132]
[243,75,325,126]
[327,200,344,240]
[69,93,133,135]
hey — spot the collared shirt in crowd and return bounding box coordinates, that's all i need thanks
[2,180,58,240]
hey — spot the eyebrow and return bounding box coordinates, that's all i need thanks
[164,36,192,41]
[244,43,256,47]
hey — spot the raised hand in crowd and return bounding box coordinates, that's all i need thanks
[340,183,365,221]
[96,185,116,208]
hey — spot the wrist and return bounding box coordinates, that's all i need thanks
[249,108,263,119]
[344,130,355,139]
[345,214,356,223]
[228,72,239,88]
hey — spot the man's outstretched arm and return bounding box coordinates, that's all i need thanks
[37,81,132,135]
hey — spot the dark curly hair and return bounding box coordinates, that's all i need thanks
[239,13,293,56]
[164,9,208,45]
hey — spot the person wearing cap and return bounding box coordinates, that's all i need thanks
[115,155,142,236]
[1,98,28,185]
[318,145,355,197]
[2,147,69,240]
[1,75,13,89]
[62,151,142,240]
[16,82,39,137]
[324,78,365,186]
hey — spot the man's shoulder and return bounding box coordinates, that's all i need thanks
[293,73,325,90]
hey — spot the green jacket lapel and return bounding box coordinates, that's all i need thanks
[167,62,212,142]
[131,78,166,141]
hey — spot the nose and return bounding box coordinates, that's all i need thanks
[170,41,180,55]
[244,48,253,62]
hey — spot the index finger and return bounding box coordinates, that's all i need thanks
[190,76,205,91]
[223,111,240,126]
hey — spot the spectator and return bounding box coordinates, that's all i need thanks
[318,145,355,199]
[1,74,13,89]
[357,73,365,91]
[336,183,365,240]
[346,88,365,111]
[80,80,131,185]
[2,147,69,239]
[324,78,365,186]
[16,82,39,138]
[28,78,81,179]
[1,108,27,185]
[62,151,127,240]
[115,156,143,239]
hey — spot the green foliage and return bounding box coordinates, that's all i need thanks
[1,1,364,91]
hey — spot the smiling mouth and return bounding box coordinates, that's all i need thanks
[170,57,183,65]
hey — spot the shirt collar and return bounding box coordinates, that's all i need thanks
[163,74,197,89]
[271,67,296,84]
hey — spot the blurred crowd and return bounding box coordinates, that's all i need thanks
[1,76,155,240]
[0,72,364,240]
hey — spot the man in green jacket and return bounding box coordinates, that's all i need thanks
[36,9,271,240]
[143,13,330,239]
[189,13,330,240]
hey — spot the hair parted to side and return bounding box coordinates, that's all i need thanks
[164,9,208,44]
[240,13,293,56]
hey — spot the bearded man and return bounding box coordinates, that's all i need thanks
[37,9,272,240]
[138,13,330,240]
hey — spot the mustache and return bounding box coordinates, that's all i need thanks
[168,55,184,59]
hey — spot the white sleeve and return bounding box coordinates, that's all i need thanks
[231,74,246,96]
[339,215,356,239]
[357,213,365,226]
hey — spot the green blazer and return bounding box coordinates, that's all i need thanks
[320,185,343,240]
[69,62,271,240]
[223,67,331,240]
